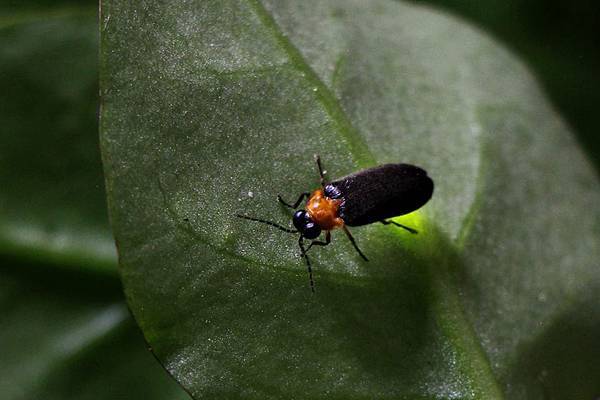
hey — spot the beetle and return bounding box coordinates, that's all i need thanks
[237,155,434,292]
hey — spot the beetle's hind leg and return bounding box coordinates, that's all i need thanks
[342,226,369,261]
[278,192,310,209]
[380,219,418,234]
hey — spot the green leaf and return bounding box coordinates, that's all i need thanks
[0,1,95,16]
[0,261,189,400]
[0,8,116,272]
[100,1,600,398]
[409,0,600,171]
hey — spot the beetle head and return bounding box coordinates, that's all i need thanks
[293,210,321,239]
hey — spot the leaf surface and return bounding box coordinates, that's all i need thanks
[101,1,600,398]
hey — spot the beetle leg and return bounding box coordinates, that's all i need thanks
[307,231,331,252]
[315,154,327,188]
[298,236,316,293]
[278,192,310,209]
[380,219,418,234]
[342,226,369,261]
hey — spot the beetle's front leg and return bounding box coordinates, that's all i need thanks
[307,231,331,252]
[278,192,310,209]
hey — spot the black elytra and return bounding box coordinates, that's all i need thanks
[326,163,433,226]
[236,155,434,292]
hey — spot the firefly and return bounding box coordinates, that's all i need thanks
[237,155,434,292]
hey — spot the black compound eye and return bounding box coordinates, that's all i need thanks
[293,210,308,230]
[302,222,321,239]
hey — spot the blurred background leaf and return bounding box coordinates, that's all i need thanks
[0,2,189,398]
[0,260,189,400]
[0,5,114,272]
